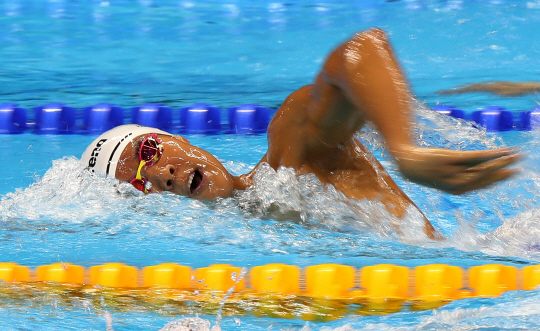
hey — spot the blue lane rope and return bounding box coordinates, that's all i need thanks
[0,102,539,134]
[0,102,275,135]
[432,104,540,132]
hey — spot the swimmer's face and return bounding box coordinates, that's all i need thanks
[116,134,235,200]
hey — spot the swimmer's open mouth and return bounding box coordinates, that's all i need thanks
[188,169,203,193]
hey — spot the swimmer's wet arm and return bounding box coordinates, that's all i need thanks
[318,28,417,157]
[320,28,522,194]
[437,81,540,97]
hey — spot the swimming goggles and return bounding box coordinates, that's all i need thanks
[130,133,163,194]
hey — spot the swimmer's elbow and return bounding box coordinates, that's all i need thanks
[352,27,389,42]
[333,28,393,80]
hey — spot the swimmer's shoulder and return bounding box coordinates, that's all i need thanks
[268,85,312,130]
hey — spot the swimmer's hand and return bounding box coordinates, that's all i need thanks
[392,146,521,194]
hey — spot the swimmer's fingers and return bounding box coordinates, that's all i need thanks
[449,147,519,166]
[395,147,521,194]
[439,154,521,194]
[442,168,519,195]
[464,152,522,173]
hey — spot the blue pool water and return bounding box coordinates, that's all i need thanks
[3,0,540,330]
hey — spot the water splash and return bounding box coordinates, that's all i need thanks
[160,317,217,331]
[357,100,503,154]
[412,100,502,150]
[104,311,114,331]
[233,162,433,244]
[214,267,248,328]
[0,156,138,223]
[158,270,249,331]
[303,290,540,331]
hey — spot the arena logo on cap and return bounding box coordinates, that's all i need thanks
[88,139,107,171]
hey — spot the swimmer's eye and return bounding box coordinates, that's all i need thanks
[170,168,174,175]
[166,180,173,187]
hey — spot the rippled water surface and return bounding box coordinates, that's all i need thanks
[3,0,540,330]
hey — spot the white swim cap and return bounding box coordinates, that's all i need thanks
[81,124,169,177]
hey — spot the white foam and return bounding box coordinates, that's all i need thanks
[159,317,215,331]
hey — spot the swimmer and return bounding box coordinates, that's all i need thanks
[81,28,520,238]
[438,81,540,97]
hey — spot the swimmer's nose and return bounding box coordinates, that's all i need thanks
[161,164,177,191]
[145,164,179,193]
[164,164,176,177]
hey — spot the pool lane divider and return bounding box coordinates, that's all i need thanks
[0,103,539,134]
[1,262,540,317]
[0,103,273,135]
[432,104,538,132]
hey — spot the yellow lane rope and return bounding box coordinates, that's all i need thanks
[1,262,538,319]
